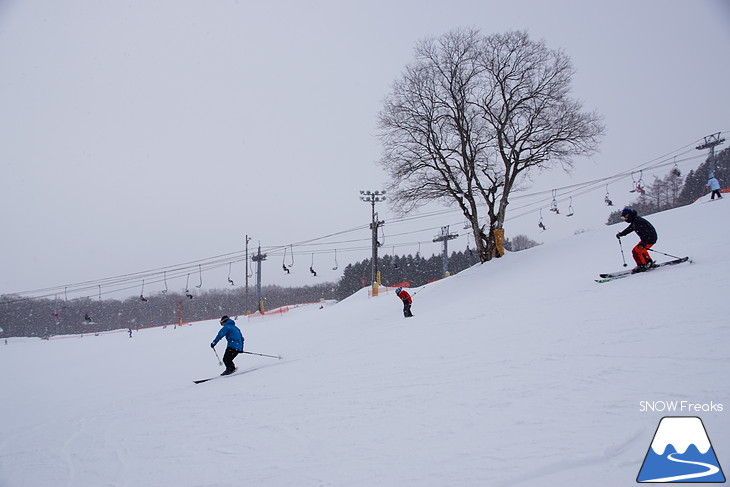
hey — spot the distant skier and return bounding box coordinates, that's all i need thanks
[395,287,413,318]
[211,315,244,375]
[707,176,723,200]
[616,207,657,273]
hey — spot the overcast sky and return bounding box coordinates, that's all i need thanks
[1,0,728,300]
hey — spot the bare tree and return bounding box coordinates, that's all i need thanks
[378,29,605,262]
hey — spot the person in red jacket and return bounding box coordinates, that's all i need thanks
[395,287,413,318]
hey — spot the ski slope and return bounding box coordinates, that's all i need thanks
[1,198,728,487]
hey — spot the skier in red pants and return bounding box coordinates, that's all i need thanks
[616,207,657,273]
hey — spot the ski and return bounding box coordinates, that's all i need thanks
[596,257,690,283]
[194,368,244,384]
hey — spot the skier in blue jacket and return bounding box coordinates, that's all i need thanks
[211,315,244,375]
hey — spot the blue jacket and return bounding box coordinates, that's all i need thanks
[211,319,244,351]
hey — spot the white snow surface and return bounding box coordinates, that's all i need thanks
[1,198,728,487]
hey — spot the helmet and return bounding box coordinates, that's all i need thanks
[620,207,636,221]
[395,287,403,294]
[220,315,229,325]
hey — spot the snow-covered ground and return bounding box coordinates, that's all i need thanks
[1,198,728,487]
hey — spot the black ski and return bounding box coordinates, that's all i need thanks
[194,368,243,384]
[596,257,690,283]
[193,362,282,384]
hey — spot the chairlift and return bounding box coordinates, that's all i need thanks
[631,171,646,195]
[282,247,291,274]
[140,280,149,302]
[310,253,317,277]
[604,185,613,206]
[196,264,203,288]
[392,246,398,268]
[162,271,168,294]
[227,263,235,285]
[566,197,574,217]
[332,249,339,271]
[185,274,194,299]
[538,208,547,231]
[98,285,102,301]
[672,158,681,177]
[550,189,560,214]
[53,295,60,322]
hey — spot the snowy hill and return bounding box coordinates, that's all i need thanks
[1,198,728,487]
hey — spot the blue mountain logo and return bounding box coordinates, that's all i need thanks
[637,416,725,483]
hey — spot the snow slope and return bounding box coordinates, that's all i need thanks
[1,198,728,487]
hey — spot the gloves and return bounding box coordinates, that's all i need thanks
[210,343,216,348]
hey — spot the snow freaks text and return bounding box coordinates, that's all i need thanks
[639,401,724,413]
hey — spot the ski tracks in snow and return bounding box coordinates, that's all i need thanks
[500,428,647,486]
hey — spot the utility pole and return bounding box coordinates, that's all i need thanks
[696,132,725,178]
[251,243,267,313]
[433,225,458,278]
[244,235,251,297]
[360,190,385,296]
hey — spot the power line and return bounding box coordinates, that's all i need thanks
[3,133,724,303]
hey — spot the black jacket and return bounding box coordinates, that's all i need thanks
[618,215,657,245]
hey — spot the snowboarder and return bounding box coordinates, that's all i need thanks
[707,176,723,200]
[395,287,413,318]
[211,315,244,375]
[616,207,657,273]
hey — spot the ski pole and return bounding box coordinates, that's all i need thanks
[617,237,628,267]
[647,247,684,260]
[212,346,223,366]
[242,350,282,360]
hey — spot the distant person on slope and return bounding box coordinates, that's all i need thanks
[211,316,244,375]
[395,287,413,318]
[616,207,657,273]
[707,175,723,200]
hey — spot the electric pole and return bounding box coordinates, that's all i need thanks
[696,132,725,178]
[244,235,251,297]
[360,190,385,296]
[251,243,267,313]
[433,225,458,278]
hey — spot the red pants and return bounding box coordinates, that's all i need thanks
[632,243,653,266]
